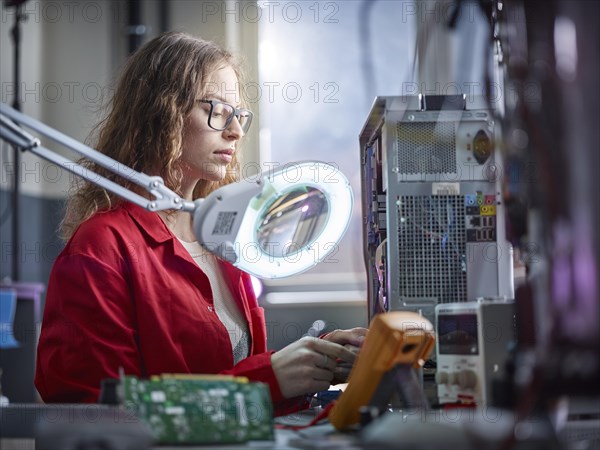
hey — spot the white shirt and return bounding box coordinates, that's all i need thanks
[177,238,250,365]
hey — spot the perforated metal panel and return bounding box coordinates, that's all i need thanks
[397,195,467,303]
[396,122,456,174]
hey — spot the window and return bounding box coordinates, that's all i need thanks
[257,1,416,301]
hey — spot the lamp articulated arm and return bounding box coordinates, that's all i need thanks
[0,102,354,279]
[0,103,196,213]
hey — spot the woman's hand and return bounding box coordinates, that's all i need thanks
[321,327,368,383]
[271,336,357,399]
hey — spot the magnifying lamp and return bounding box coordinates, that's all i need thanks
[0,103,353,279]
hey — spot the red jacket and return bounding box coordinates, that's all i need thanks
[35,202,305,415]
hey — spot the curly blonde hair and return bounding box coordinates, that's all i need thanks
[60,32,247,239]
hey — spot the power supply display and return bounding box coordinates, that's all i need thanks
[435,300,515,406]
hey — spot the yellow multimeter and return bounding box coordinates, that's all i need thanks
[329,311,435,430]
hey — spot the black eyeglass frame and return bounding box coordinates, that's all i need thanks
[199,99,253,134]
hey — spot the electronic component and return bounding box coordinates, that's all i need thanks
[329,311,435,430]
[360,95,514,325]
[119,374,273,444]
[435,300,515,406]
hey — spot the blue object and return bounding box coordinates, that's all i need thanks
[313,389,343,407]
[0,288,19,349]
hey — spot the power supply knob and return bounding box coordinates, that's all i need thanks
[435,371,449,384]
[448,371,459,385]
[458,370,478,389]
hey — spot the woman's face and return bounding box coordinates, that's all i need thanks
[180,65,244,183]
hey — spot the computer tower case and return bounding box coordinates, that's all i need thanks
[360,95,514,324]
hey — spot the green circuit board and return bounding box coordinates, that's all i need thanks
[121,374,274,444]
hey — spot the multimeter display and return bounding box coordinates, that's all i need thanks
[437,314,479,355]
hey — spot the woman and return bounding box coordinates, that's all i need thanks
[34,32,366,415]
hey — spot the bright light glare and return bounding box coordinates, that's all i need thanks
[250,275,263,298]
[554,16,578,82]
[258,41,277,77]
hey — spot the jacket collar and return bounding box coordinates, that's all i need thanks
[121,200,244,292]
[122,201,174,244]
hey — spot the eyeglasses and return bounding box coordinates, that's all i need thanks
[199,99,253,134]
